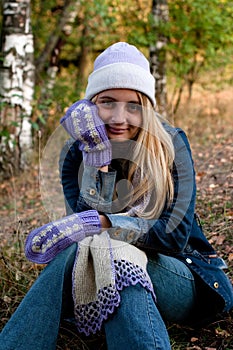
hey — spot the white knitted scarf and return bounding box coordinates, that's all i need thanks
[72,231,155,335]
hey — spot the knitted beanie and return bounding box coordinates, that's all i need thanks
[85,42,156,107]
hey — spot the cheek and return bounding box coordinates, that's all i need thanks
[96,107,109,124]
[129,114,142,128]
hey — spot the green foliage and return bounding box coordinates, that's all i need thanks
[31,0,61,59]
[28,0,233,125]
[30,0,153,125]
[166,0,233,83]
[31,114,46,131]
[0,101,20,146]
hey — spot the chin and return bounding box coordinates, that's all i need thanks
[109,136,130,142]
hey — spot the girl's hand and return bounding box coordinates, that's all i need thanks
[60,99,112,167]
[99,214,111,230]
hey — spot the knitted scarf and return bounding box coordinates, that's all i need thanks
[25,215,155,336]
[72,230,155,335]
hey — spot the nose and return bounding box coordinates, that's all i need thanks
[111,102,126,124]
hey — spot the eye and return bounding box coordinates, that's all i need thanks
[127,103,142,113]
[99,101,116,109]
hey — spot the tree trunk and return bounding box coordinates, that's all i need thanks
[0,0,35,178]
[35,0,81,78]
[35,0,81,128]
[149,0,169,117]
[76,26,92,98]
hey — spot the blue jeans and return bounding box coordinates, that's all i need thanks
[0,245,196,350]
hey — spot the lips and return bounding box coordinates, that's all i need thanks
[107,126,128,134]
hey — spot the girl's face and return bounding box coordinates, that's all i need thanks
[95,89,142,141]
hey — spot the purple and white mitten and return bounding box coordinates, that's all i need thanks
[25,210,101,264]
[60,99,111,167]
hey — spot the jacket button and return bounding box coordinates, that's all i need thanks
[89,189,96,195]
[186,258,192,264]
[214,282,219,289]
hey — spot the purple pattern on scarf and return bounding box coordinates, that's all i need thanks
[73,259,155,336]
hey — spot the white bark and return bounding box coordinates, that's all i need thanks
[0,0,35,172]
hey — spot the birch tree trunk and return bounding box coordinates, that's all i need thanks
[0,0,35,177]
[149,0,169,117]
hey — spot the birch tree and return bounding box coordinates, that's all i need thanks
[0,0,35,177]
[149,0,169,117]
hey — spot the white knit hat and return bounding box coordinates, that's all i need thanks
[85,42,156,107]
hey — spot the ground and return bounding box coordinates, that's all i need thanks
[0,86,232,349]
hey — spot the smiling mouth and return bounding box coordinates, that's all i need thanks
[107,126,128,134]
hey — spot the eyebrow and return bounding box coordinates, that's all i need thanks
[97,95,141,104]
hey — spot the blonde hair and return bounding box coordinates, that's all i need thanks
[92,93,175,219]
[128,93,175,219]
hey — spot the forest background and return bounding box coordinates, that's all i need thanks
[0,0,233,349]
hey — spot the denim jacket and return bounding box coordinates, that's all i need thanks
[59,124,233,317]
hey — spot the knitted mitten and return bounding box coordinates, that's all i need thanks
[60,99,111,167]
[25,210,101,264]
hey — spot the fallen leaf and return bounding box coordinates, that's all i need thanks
[228,253,233,262]
[215,328,230,337]
[3,295,12,303]
[191,337,199,342]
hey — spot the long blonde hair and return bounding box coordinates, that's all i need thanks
[93,92,175,219]
[128,93,175,219]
